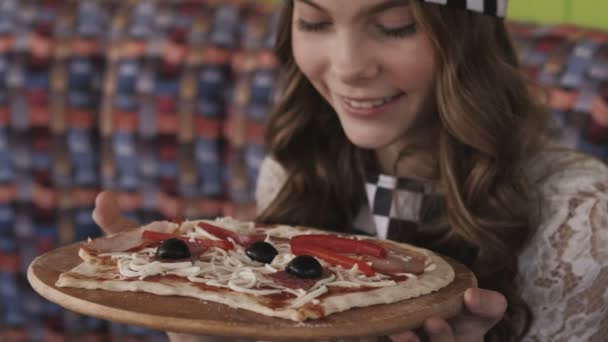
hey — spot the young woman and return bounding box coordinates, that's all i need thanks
[93,0,608,341]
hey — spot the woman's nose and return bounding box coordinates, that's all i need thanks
[328,35,380,84]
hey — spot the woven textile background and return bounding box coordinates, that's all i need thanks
[509,22,608,156]
[0,1,278,341]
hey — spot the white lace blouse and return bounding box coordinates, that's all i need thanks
[253,147,608,342]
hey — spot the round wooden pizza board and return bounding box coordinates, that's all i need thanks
[28,242,477,341]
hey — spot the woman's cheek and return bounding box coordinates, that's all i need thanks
[293,34,328,78]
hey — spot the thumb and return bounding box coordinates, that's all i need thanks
[448,288,507,339]
[464,288,507,322]
[92,191,138,234]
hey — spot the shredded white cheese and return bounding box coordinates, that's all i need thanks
[290,286,328,308]
[395,272,418,279]
[102,217,429,308]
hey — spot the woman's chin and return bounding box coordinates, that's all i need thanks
[344,133,392,150]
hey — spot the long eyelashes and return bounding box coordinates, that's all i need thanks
[296,19,417,39]
[296,19,331,32]
[376,23,417,38]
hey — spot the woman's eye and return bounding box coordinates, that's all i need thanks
[377,23,417,38]
[296,19,332,32]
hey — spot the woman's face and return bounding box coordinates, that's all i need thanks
[292,0,438,151]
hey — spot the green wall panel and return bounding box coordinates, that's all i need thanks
[508,0,608,30]
[508,0,568,24]
[570,0,608,29]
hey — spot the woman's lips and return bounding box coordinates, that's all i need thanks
[339,93,406,118]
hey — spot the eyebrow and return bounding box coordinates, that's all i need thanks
[294,0,410,15]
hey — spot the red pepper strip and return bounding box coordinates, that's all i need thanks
[191,238,234,250]
[291,243,375,277]
[197,222,240,241]
[291,234,387,258]
[142,230,234,250]
[197,222,264,246]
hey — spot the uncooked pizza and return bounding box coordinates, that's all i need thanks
[56,217,455,322]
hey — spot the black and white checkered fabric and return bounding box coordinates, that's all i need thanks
[352,172,482,266]
[424,0,509,18]
[352,172,445,242]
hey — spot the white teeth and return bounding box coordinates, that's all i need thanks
[343,95,399,109]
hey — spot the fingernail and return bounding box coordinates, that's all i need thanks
[465,288,478,307]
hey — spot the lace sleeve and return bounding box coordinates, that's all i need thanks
[519,152,608,341]
[255,156,287,214]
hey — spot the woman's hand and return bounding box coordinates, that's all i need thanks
[389,288,507,342]
[92,191,138,234]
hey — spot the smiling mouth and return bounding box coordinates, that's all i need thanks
[341,93,405,109]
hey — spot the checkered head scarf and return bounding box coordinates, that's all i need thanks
[424,0,509,18]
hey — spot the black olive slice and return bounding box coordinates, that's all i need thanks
[245,241,278,264]
[156,238,191,260]
[286,255,322,279]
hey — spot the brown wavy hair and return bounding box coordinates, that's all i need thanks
[257,1,550,340]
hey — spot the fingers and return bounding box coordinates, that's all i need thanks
[92,191,138,234]
[424,317,455,342]
[448,288,507,338]
[388,331,421,342]
[464,288,507,321]
[389,289,506,342]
